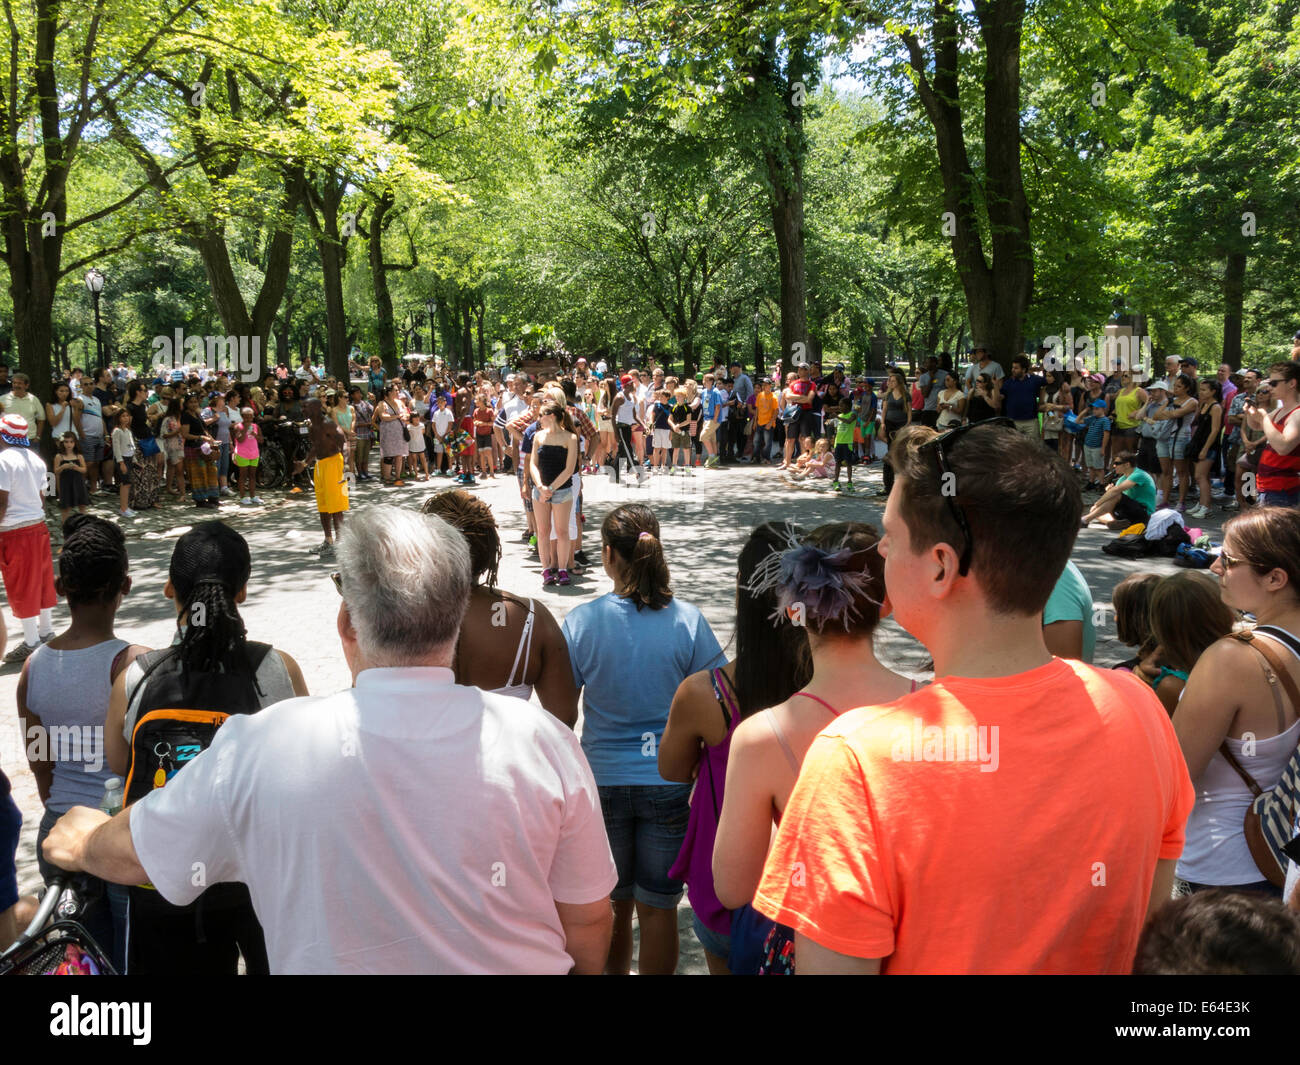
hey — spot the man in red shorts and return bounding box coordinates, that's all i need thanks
[0,414,57,663]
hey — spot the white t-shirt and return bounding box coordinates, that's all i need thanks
[0,445,48,528]
[500,394,529,425]
[963,360,1005,389]
[130,667,617,974]
[431,407,455,436]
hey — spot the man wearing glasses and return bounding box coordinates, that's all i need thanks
[753,419,1193,974]
[1247,360,1300,508]
[1081,450,1158,529]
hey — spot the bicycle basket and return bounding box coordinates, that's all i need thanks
[0,921,116,975]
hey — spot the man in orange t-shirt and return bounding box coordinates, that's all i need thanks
[754,421,1195,974]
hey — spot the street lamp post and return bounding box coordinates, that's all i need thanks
[84,268,105,372]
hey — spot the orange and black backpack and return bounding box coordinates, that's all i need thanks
[123,641,273,804]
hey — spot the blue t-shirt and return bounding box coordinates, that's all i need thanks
[1043,560,1096,663]
[652,402,672,430]
[1000,375,1044,421]
[562,593,724,786]
[1082,413,1110,447]
[703,388,725,420]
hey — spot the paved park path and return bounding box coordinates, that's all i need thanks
[0,456,1222,973]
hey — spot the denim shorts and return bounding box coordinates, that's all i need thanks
[598,783,691,909]
[1260,488,1300,508]
[532,485,573,505]
[1157,434,1190,461]
[692,910,731,960]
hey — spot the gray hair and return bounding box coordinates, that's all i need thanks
[11,372,28,385]
[336,506,471,665]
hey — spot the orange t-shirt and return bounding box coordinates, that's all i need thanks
[754,658,1195,974]
[756,391,778,428]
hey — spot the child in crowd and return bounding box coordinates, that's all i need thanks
[111,408,136,519]
[407,409,429,481]
[1145,572,1236,716]
[1080,399,1111,490]
[54,431,88,525]
[232,408,264,506]
[669,388,692,471]
[651,388,673,472]
[831,401,860,493]
[1110,572,1160,672]
[160,396,185,496]
[784,438,835,483]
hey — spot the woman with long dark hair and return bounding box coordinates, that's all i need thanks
[659,521,812,974]
[561,504,725,974]
[104,521,309,974]
[124,380,163,509]
[1187,378,1224,520]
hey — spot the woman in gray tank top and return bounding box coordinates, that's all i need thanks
[17,514,147,972]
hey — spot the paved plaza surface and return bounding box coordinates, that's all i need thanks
[0,457,1223,973]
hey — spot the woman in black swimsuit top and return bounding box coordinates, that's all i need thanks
[536,443,573,491]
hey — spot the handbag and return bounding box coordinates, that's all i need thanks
[1215,629,1300,887]
[139,435,161,458]
[389,400,410,442]
[1062,411,1081,435]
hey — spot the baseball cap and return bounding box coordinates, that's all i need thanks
[0,414,29,445]
[619,374,632,386]
[1090,399,1107,408]
[1179,356,1199,367]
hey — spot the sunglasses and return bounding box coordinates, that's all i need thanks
[1217,548,1254,570]
[1267,378,1286,389]
[918,417,1015,577]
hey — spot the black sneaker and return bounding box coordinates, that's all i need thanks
[574,550,591,567]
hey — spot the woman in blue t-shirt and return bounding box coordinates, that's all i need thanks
[560,503,725,974]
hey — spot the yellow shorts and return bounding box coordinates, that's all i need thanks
[314,452,349,514]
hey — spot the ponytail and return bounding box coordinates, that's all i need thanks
[603,504,672,610]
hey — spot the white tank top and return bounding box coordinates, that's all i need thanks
[1178,627,1300,885]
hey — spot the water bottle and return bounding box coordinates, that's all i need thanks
[99,777,123,817]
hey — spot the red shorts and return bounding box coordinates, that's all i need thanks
[0,522,57,618]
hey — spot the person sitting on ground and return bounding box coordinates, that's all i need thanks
[752,421,1195,974]
[1041,560,1096,662]
[658,521,812,974]
[1147,572,1236,717]
[1081,449,1158,529]
[1132,888,1300,974]
[46,507,617,974]
[421,490,578,726]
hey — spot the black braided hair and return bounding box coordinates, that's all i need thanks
[168,521,256,682]
[59,515,128,607]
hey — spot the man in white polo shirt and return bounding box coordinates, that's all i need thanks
[45,505,617,974]
[0,414,57,663]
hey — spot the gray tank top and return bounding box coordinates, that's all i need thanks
[121,636,298,742]
[26,639,128,814]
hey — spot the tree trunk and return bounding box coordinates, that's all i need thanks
[305,169,351,382]
[369,191,399,374]
[1221,250,1246,371]
[901,0,1032,375]
[475,296,485,369]
[766,141,808,374]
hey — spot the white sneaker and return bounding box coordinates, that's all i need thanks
[220,486,234,497]
[120,508,137,518]
[251,496,266,505]
[240,497,253,506]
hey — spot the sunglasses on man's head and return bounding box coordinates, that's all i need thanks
[918,417,1015,577]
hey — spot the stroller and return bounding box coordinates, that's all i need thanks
[0,875,116,975]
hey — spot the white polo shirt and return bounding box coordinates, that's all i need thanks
[130,666,617,974]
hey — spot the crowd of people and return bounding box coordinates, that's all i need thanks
[0,393,1295,973]
[0,338,1299,975]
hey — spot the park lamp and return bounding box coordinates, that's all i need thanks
[84,268,104,294]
